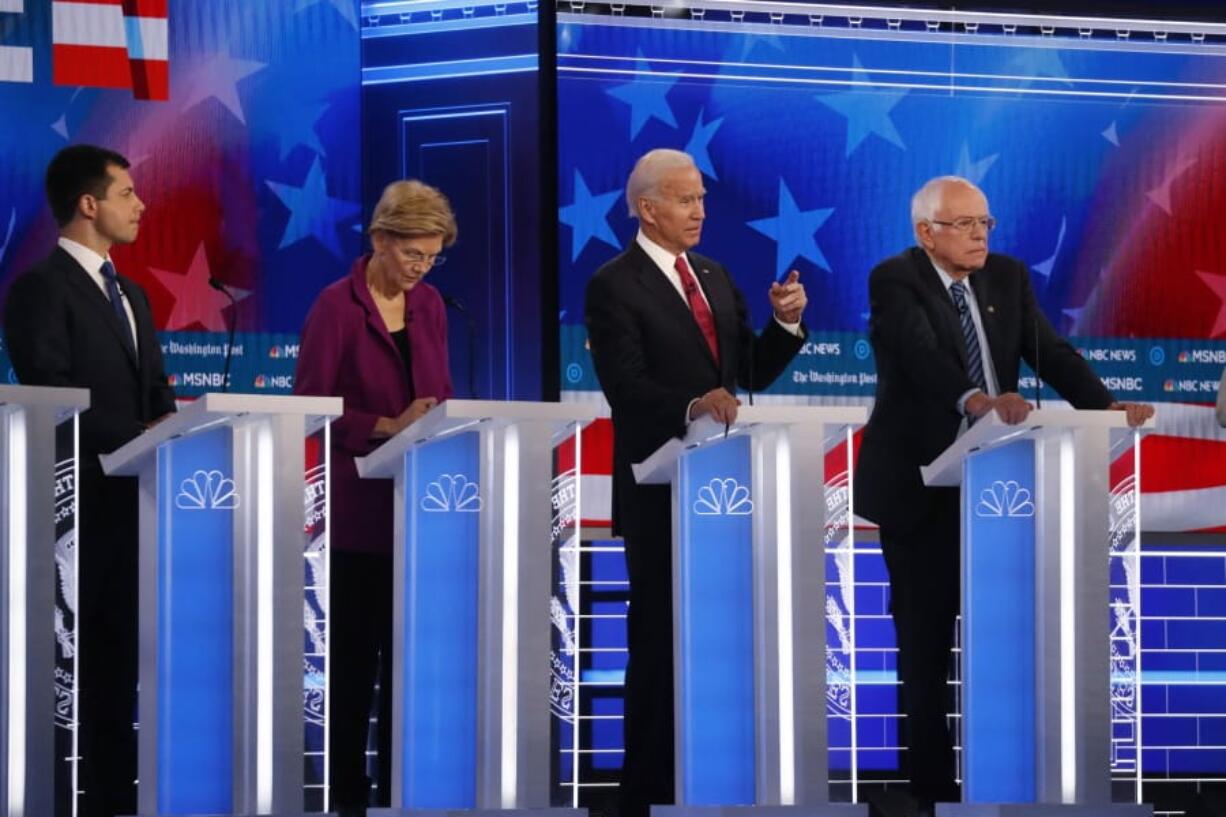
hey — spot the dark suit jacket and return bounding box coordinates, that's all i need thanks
[854,246,1113,532]
[3,246,176,470]
[584,241,805,534]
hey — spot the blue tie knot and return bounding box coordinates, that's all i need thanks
[100,260,119,281]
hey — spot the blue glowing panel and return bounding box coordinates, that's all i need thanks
[402,431,481,807]
[157,427,235,814]
[676,435,755,805]
[962,439,1037,802]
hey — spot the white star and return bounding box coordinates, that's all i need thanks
[177,52,267,125]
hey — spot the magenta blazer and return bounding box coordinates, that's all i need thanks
[294,255,453,554]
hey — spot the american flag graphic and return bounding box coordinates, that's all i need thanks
[52,0,168,100]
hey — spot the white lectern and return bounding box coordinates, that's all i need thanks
[0,385,89,817]
[357,400,598,817]
[921,409,1153,817]
[101,392,342,817]
[633,405,868,816]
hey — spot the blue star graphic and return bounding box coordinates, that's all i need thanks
[747,179,834,279]
[295,0,358,30]
[685,108,724,180]
[1031,216,1067,281]
[955,143,998,186]
[278,102,330,160]
[559,170,622,262]
[606,55,678,140]
[267,157,361,259]
[816,57,907,157]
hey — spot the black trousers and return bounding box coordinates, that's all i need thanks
[617,484,675,817]
[329,551,394,811]
[76,470,139,817]
[878,487,962,806]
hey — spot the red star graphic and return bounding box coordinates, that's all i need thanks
[150,244,247,331]
[1196,270,1226,338]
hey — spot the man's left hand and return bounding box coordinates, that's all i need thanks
[1109,401,1155,428]
[769,270,807,324]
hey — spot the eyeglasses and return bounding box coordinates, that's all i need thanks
[929,216,997,233]
[399,250,447,268]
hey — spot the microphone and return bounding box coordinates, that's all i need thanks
[1033,315,1042,409]
[442,294,477,399]
[209,277,237,394]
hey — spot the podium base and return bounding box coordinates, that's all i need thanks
[936,805,1152,817]
[653,806,867,817]
[367,804,588,809]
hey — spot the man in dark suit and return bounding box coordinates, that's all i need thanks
[584,149,807,817]
[4,144,176,817]
[854,175,1152,812]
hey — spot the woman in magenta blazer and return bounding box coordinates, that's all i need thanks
[294,179,455,817]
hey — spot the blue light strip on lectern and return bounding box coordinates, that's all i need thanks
[404,430,480,807]
[963,438,1037,802]
[157,427,234,814]
[678,434,754,805]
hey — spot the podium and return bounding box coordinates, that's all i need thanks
[355,399,599,816]
[921,409,1153,816]
[632,405,868,816]
[0,385,89,817]
[101,392,342,817]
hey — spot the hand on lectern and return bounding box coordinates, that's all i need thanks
[1108,401,1155,428]
[966,391,1032,425]
[689,387,740,425]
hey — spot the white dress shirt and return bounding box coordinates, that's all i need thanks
[58,236,139,355]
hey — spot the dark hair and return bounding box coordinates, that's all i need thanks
[45,144,131,227]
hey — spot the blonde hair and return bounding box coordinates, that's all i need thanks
[368,179,458,246]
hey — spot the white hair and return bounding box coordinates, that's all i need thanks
[910,175,983,227]
[625,149,697,218]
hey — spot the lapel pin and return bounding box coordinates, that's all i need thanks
[987,305,995,314]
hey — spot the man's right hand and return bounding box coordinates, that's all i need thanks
[966,391,1032,425]
[689,387,741,424]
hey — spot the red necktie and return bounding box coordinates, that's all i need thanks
[674,254,719,365]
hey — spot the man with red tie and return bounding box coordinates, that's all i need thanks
[584,148,807,817]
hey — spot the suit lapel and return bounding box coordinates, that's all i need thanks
[628,244,719,371]
[56,249,139,370]
[912,249,969,370]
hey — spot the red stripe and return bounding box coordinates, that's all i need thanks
[1115,435,1226,494]
[129,58,168,100]
[554,418,613,476]
[122,0,168,16]
[53,43,132,90]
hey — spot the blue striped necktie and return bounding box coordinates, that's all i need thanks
[949,280,987,394]
[100,260,136,353]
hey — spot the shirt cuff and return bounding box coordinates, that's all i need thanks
[774,316,802,337]
[957,388,981,416]
[685,397,701,426]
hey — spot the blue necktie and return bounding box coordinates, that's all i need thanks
[100,260,136,353]
[949,281,987,394]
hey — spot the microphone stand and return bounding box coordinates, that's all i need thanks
[442,294,477,398]
[209,277,238,393]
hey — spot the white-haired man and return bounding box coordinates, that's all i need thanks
[584,149,807,817]
[854,175,1152,813]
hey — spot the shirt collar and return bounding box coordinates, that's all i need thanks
[635,229,689,276]
[58,236,111,277]
[926,253,971,294]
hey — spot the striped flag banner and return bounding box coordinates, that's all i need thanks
[52,0,167,100]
